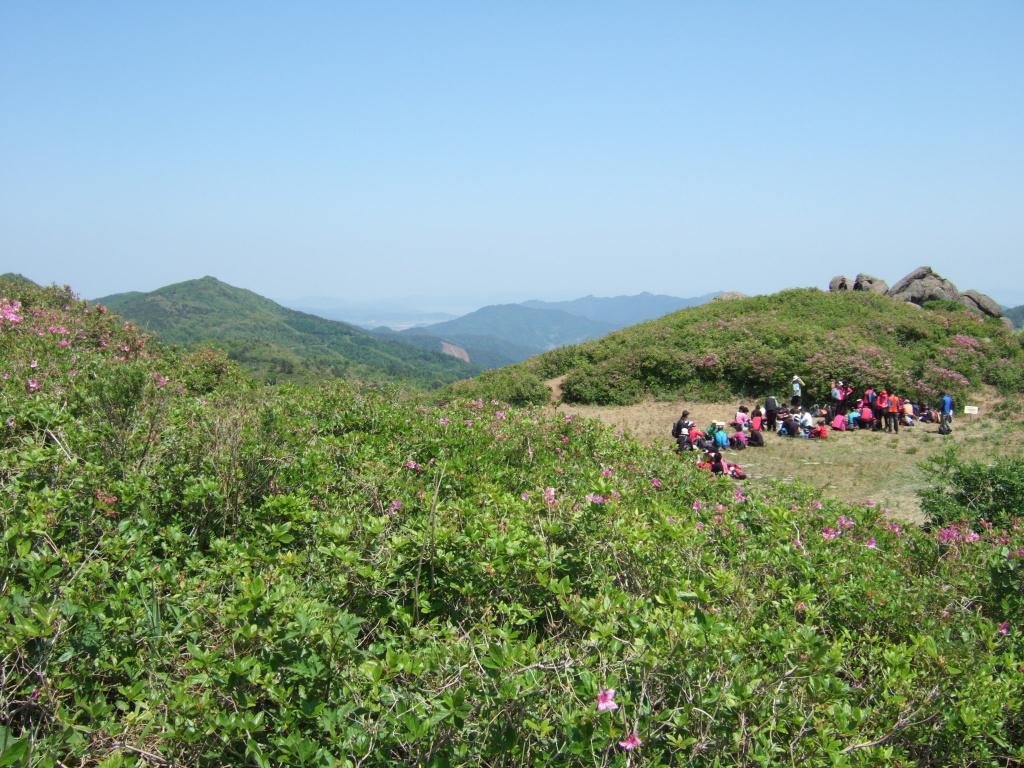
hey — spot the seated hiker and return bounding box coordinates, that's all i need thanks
[831,412,848,431]
[747,428,765,447]
[855,404,875,430]
[734,405,749,427]
[902,399,915,426]
[729,429,748,450]
[672,410,697,451]
[750,406,764,432]
[809,420,828,439]
[797,407,814,430]
[780,415,801,437]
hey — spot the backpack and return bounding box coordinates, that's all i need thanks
[765,396,778,411]
[714,430,729,448]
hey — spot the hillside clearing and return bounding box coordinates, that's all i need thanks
[550,388,1022,524]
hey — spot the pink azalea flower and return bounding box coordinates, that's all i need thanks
[692,501,703,511]
[998,622,1010,635]
[439,417,449,425]
[27,379,40,392]
[521,492,531,500]
[602,469,613,476]
[29,360,37,368]
[618,732,642,750]
[866,537,877,549]
[596,688,618,711]
[650,479,661,488]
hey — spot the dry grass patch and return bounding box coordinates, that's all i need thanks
[550,388,1024,524]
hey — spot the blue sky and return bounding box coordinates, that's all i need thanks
[3,2,1022,308]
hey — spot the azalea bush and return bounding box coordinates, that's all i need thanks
[2,280,1024,767]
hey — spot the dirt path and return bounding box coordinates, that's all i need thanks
[544,381,1017,524]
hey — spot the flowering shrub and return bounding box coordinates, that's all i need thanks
[1,279,1023,766]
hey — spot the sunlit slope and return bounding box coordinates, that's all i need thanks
[445,288,1024,406]
[95,276,482,388]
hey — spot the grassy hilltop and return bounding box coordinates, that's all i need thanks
[2,279,1024,766]
[445,288,1024,407]
[95,276,483,389]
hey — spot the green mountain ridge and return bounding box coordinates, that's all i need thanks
[1005,304,1024,329]
[94,276,483,388]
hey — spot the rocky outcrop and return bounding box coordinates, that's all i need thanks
[961,289,1002,317]
[827,266,1005,323]
[713,291,748,302]
[886,266,960,304]
[853,274,889,295]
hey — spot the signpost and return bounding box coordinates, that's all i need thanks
[964,405,979,423]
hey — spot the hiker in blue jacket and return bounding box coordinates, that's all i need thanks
[939,392,954,435]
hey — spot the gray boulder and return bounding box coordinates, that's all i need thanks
[712,291,748,302]
[962,289,1002,317]
[829,275,850,292]
[853,273,889,294]
[886,266,960,305]
[958,294,983,314]
[1002,317,1016,331]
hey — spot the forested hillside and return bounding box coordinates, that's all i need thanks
[95,276,482,389]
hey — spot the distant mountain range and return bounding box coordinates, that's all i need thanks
[5,271,727,375]
[522,291,722,327]
[92,277,482,388]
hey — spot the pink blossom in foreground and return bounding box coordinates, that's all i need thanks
[618,732,642,750]
[650,479,661,488]
[821,527,840,540]
[27,379,40,392]
[865,537,877,549]
[521,493,530,500]
[937,528,959,544]
[693,501,703,511]
[812,500,823,509]
[998,622,1010,635]
[439,417,449,425]
[596,689,618,711]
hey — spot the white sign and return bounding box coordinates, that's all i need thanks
[963,406,980,415]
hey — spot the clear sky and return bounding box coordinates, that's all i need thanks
[3,2,1022,307]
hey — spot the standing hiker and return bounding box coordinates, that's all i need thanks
[790,375,805,408]
[764,394,779,433]
[939,392,954,435]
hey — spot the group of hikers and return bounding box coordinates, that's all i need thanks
[672,375,957,478]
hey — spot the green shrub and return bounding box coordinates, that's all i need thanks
[3,280,1024,766]
[919,447,1024,530]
